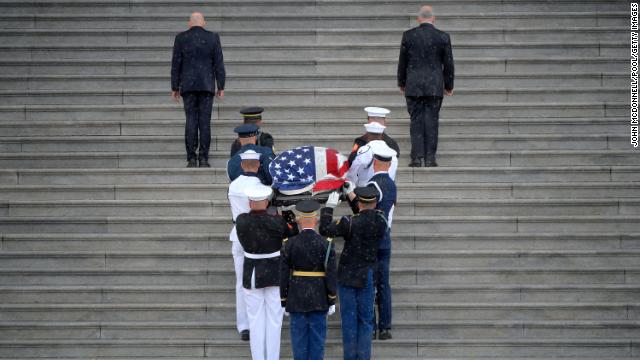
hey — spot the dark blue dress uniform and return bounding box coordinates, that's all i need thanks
[280,200,337,360]
[171,26,225,164]
[320,186,388,360]
[226,124,275,185]
[230,107,275,157]
[367,170,397,338]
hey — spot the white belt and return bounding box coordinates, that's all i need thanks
[244,250,280,260]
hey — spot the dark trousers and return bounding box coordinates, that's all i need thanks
[406,96,443,162]
[289,311,327,360]
[374,248,391,331]
[182,91,214,161]
[338,268,374,360]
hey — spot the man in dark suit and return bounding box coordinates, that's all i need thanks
[171,12,226,168]
[397,5,454,167]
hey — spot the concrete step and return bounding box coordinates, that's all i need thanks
[0,338,635,358]
[0,12,628,30]
[1,320,639,340]
[0,214,634,234]
[0,102,627,121]
[2,181,638,201]
[0,0,628,15]
[0,57,628,76]
[0,118,628,137]
[0,27,627,46]
[1,266,638,286]
[1,302,637,322]
[2,166,636,185]
[1,250,639,270]
[0,149,637,169]
[2,284,639,304]
[2,199,639,217]
[0,41,628,61]
[2,232,638,252]
[0,72,627,90]
[0,134,629,153]
[0,87,626,106]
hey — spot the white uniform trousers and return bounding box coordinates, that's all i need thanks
[243,284,284,360]
[232,241,249,333]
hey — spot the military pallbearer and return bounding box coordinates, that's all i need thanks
[236,185,297,360]
[280,200,337,360]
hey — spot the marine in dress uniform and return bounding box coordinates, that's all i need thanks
[319,187,388,360]
[280,200,337,360]
[227,149,265,340]
[365,143,398,340]
[230,107,275,157]
[348,107,400,166]
[236,185,297,360]
[227,124,275,185]
[347,129,398,187]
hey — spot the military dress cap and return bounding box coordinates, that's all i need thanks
[240,106,264,122]
[295,199,321,215]
[239,149,261,161]
[244,185,273,201]
[354,186,379,203]
[370,140,397,162]
[364,106,391,118]
[364,121,386,134]
[234,123,260,138]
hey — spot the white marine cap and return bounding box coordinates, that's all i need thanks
[244,185,273,201]
[364,106,391,118]
[370,140,397,161]
[364,121,386,134]
[239,149,261,160]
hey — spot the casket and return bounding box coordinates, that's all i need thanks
[268,146,349,206]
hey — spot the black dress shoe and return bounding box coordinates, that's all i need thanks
[378,329,392,340]
[187,160,197,168]
[408,158,422,167]
[240,329,250,341]
[198,159,210,168]
[424,161,438,167]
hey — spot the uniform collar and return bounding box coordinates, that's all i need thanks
[301,228,316,232]
[373,171,389,176]
[250,209,268,214]
[242,172,259,177]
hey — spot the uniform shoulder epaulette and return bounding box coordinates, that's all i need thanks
[283,237,288,243]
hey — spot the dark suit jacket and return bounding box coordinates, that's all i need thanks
[171,26,226,94]
[397,23,454,97]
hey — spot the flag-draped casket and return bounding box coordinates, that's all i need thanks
[269,146,349,196]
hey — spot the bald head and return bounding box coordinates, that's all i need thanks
[189,12,206,28]
[418,5,435,24]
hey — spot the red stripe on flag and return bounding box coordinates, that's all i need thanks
[325,148,338,176]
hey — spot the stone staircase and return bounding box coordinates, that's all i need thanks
[0,0,637,358]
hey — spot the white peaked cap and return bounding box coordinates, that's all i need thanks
[364,106,391,118]
[239,150,261,160]
[369,140,397,159]
[244,185,273,201]
[364,121,386,134]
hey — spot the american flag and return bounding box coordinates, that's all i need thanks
[269,146,349,195]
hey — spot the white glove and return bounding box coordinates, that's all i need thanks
[284,311,289,317]
[281,205,296,211]
[342,181,355,196]
[327,305,336,316]
[326,191,341,209]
